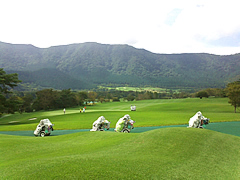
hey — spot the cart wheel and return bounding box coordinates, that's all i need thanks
[40,132,45,137]
[34,135,38,137]
[123,129,130,133]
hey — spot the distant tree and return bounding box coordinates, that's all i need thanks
[112,97,120,102]
[143,92,152,99]
[21,94,34,112]
[173,92,189,99]
[33,89,59,110]
[99,97,105,103]
[127,94,135,101]
[0,94,5,115]
[205,88,226,97]
[136,93,144,100]
[106,93,112,100]
[148,91,154,99]
[0,68,21,94]
[88,91,98,103]
[153,92,159,99]
[5,96,24,114]
[0,68,21,116]
[226,80,240,113]
[76,91,88,106]
[196,91,209,98]
[59,89,77,108]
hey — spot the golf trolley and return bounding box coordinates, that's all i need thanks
[34,119,54,137]
[188,111,210,129]
[97,122,111,131]
[34,125,53,137]
[131,105,136,111]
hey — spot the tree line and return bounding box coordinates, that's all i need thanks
[0,68,240,116]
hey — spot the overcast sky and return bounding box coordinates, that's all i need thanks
[1,0,240,55]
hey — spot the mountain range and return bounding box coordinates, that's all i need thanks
[0,41,240,91]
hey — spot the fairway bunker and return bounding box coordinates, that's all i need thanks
[0,121,239,137]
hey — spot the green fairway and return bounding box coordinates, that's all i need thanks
[0,98,239,131]
[1,98,240,179]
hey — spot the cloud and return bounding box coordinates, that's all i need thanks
[206,32,240,47]
[0,0,240,55]
[165,9,183,26]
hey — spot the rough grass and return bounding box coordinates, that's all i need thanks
[0,128,239,179]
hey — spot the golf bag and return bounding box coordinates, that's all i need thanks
[121,120,135,133]
[34,119,54,137]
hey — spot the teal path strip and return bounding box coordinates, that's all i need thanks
[0,121,239,137]
[204,121,240,137]
[0,129,90,137]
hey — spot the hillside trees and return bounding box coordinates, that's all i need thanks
[226,80,240,113]
[21,93,34,112]
[59,89,77,108]
[4,96,24,114]
[32,89,90,110]
[0,68,21,116]
[195,88,226,98]
[88,91,98,103]
[33,89,60,110]
[1,42,240,90]
[2,72,235,114]
[76,91,88,106]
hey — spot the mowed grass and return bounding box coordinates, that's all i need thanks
[1,128,240,179]
[0,98,240,179]
[0,98,239,131]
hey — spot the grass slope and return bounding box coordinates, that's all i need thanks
[1,128,240,179]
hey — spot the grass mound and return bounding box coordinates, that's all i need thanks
[1,128,239,179]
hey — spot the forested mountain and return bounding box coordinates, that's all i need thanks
[0,41,240,90]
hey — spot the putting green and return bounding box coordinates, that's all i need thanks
[0,121,239,137]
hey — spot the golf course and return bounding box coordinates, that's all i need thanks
[1,98,240,179]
